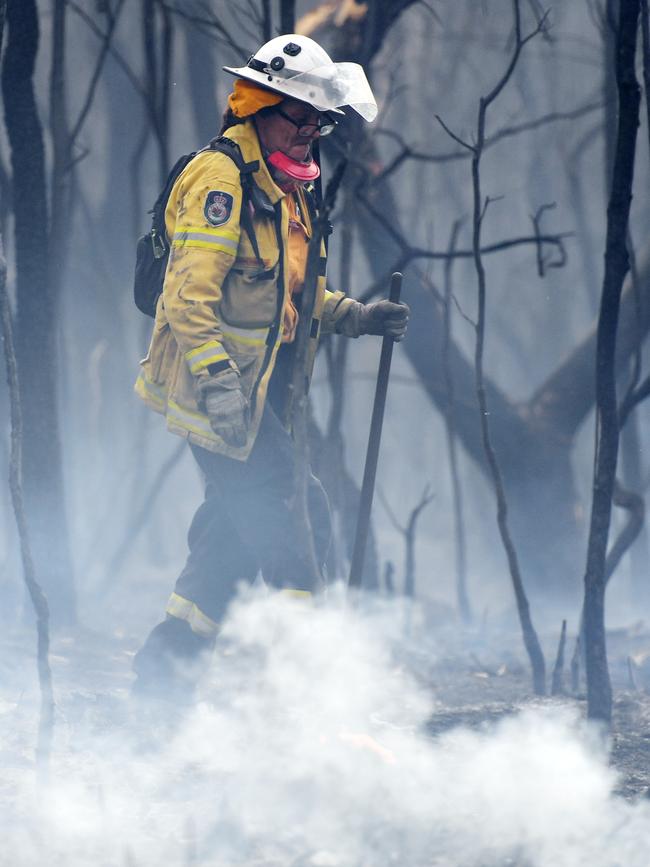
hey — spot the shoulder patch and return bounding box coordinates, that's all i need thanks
[204,190,234,227]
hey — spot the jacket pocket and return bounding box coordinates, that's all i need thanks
[145,320,178,385]
[220,261,280,328]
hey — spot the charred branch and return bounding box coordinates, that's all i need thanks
[379,484,435,598]
[619,372,650,426]
[158,1,248,57]
[68,2,149,104]
[530,202,567,277]
[372,100,603,183]
[357,188,571,266]
[68,0,125,150]
[605,480,645,583]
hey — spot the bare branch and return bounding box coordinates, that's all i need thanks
[619,373,650,428]
[229,0,263,44]
[68,1,148,103]
[373,100,603,182]
[160,0,249,56]
[378,484,435,600]
[531,202,557,277]
[479,195,503,226]
[605,480,645,583]
[68,0,126,148]
[418,0,443,24]
[464,0,547,695]
[434,114,475,153]
[356,187,571,265]
[483,4,550,111]
[408,485,436,528]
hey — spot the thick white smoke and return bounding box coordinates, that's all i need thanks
[2,586,650,866]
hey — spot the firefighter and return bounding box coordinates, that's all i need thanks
[132,34,409,696]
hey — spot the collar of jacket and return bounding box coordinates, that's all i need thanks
[222,119,286,206]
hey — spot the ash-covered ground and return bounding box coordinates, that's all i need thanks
[2,588,650,866]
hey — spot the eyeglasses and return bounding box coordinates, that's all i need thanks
[274,107,337,137]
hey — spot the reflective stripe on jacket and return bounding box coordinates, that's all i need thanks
[134,120,354,459]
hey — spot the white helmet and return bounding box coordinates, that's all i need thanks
[223,34,377,122]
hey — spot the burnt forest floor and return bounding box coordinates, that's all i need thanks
[2,617,650,803]
[409,623,650,802]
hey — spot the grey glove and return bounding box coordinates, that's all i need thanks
[200,368,249,448]
[359,300,410,341]
[336,299,410,341]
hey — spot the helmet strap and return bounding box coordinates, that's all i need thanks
[267,150,321,182]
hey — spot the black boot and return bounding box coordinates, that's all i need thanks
[132,615,214,702]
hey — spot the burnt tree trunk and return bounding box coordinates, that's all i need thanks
[605,0,649,604]
[2,0,76,625]
[184,15,218,145]
[280,1,296,34]
[583,0,640,724]
[0,233,54,768]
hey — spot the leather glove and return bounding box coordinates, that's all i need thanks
[200,368,249,448]
[336,299,410,341]
[359,300,410,341]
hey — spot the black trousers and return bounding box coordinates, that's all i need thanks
[171,401,332,628]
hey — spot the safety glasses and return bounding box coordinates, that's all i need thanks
[274,106,337,137]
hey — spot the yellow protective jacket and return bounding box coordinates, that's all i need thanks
[135,120,354,459]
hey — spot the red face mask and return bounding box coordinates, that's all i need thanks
[267,150,321,182]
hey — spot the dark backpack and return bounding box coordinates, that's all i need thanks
[133,136,274,317]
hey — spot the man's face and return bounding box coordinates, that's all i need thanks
[255,98,323,163]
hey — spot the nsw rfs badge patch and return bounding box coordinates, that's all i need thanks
[204,190,234,227]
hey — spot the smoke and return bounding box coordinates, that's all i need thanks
[3,586,650,866]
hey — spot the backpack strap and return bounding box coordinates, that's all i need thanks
[208,135,275,272]
[149,151,199,259]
